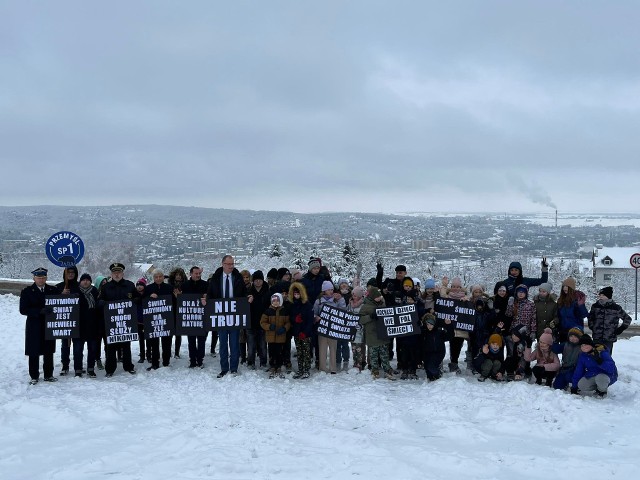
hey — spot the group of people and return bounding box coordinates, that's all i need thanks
[21,255,632,397]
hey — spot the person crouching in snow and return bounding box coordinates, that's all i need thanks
[503,327,528,381]
[359,287,395,380]
[260,293,290,379]
[421,313,453,381]
[571,334,617,398]
[552,327,583,390]
[524,328,560,386]
[473,333,505,382]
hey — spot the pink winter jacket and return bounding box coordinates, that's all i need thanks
[524,347,560,372]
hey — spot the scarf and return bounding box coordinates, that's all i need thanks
[79,285,96,309]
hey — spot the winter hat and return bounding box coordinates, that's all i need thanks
[368,287,382,300]
[351,286,365,298]
[267,268,278,280]
[366,277,378,287]
[395,265,407,272]
[277,267,291,280]
[488,333,503,347]
[271,293,283,305]
[402,278,414,288]
[508,261,522,275]
[539,328,554,345]
[562,277,577,290]
[308,257,322,270]
[515,284,528,295]
[79,273,92,283]
[538,282,552,293]
[321,280,334,292]
[424,278,436,289]
[338,278,350,288]
[252,270,264,281]
[510,326,525,340]
[599,286,613,299]
[568,327,583,340]
[497,284,507,294]
[94,275,106,287]
[579,334,594,346]
[136,277,147,286]
[423,313,437,326]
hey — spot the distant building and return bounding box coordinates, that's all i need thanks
[592,245,639,284]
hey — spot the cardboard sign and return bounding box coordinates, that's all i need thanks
[104,299,139,344]
[317,304,360,341]
[434,298,476,332]
[142,295,174,340]
[44,294,80,339]
[175,294,208,336]
[205,297,251,330]
[375,303,421,339]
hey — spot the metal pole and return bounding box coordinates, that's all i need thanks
[636,268,638,321]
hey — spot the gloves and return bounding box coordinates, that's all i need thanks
[615,325,627,335]
[295,314,303,324]
[570,386,579,395]
[269,324,276,331]
[525,335,533,348]
[541,257,548,270]
[298,332,306,340]
[376,263,383,274]
[530,332,537,343]
[507,297,514,306]
[276,326,286,335]
[592,350,603,365]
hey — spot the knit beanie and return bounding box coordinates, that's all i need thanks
[599,286,613,299]
[579,334,594,346]
[488,333,503,347]
[308,257,322,270]
[424,278,436,289]
[136,277,147,286]
[267,268,278,280]
[403,278,414,288]
[539,328,554,345]
[567,327,583,340]
[395,265,407,272]
[321,280,334,292]
[366,277,378,287]
[368,287,382,299]
[252,270,264,281]
[562,277,577,290]
[538,282,552,293]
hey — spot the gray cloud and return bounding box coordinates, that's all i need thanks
[1,1,639,213]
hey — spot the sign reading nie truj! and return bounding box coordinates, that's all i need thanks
[375,303,421,339]
[44,294,80,340]
[434,298,475,332]
[204,297,250,330]
[104,300,139,344]
[142,295,174,340]
[317,304,360,341]
[175,294,208,336]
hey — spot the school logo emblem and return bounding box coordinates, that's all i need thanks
[45,231,85,268]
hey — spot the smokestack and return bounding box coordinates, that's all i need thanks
[555,209,558,230]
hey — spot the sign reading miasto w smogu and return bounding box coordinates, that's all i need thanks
[45,231,85,268]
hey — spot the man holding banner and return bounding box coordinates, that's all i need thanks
[99,263,140,377]
[20,267,59,385]
[205,255,251,378]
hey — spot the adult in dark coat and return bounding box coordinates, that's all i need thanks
[493,259,549,298]
[55,266,79,374]
[206,255,249,377]
[74,273,100,377]
[182,266,209,368]
[20,267,59,384]
[301,257,330,367]
[143,269,174,369]
[98,263,139,377]
[248,270,271,368]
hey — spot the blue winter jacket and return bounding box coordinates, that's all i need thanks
[571,349,617,387]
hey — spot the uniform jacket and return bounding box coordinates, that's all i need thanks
[20,282,59,356]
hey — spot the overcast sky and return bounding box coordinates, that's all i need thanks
[2,1,639,214]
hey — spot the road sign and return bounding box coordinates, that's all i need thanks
[45,231,85,268]
[630,253,640,269]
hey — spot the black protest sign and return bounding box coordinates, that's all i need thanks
[375,303,421,339]
[205,297,251,330]
[142,295,174,340]
[104,300,139,344]
[44,294,80,340]
[317,304,360,341]
[175,294,208,336]
[434,298,475,332]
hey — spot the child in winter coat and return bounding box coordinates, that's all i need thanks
[506,284,537,377]
[588,286,632,354]
[490,283,513,354]
[556,277,588,343]
[472,297,496,372]
[571,334,617,398]
[260,293,291,378]
[421,313,453,381]
[397,278,424,379]
[439,276,472,374]
[533,283,559,339]
[313,280,346,374]
[288,282,314,379]
[359,288,395,380]
[524,328,560,386]
[552,327,583,390]
[503,327,528,381]
[473,333,505,382]
[347,286,366,372]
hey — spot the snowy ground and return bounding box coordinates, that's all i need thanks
[2,293,640,480]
